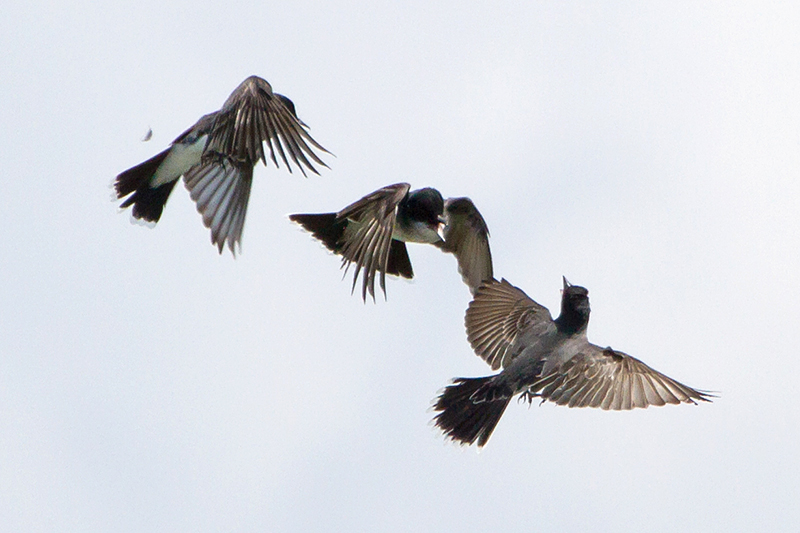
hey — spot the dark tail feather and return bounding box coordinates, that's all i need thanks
[115,149,177,223]
[119,181,178,223]
[289,213,345,253]
[387,240,413,279]
[433,377,512,447]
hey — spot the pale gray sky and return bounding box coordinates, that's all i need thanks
[1,1,798,531]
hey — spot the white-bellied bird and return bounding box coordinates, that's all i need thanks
[290,183,492,301]
[115,75,330,254]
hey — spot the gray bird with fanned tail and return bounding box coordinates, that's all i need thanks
[433,277,713,447]
[289,183,492,301]
[115,75,330,254]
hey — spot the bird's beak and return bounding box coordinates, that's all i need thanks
[562,276,571,289]
[437,224,446,242]
[436,216,447,241]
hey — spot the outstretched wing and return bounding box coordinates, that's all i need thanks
[205,76,330,176]
[436,197,493,295]
[183,157,253,255]
[532,346,713,410]
[335,183,411,301]
[465,279,555,370]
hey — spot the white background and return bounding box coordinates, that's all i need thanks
[1,2,797,531]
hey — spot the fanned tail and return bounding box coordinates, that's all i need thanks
[432,376,513,447]
[115,149,177,222]
[289,213,345,253]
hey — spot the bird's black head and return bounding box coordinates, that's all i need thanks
[404,188,445,227]
[275,94,298,118]
[555,277,590,334]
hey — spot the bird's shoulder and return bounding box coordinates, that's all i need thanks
[466,278,555,370]
[442,197,490,238]
[436,197,494,295]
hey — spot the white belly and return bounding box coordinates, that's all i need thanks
[392,220,441,244]
[151,134,208,187]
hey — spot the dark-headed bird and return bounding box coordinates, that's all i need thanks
[114,75,330,254]
[433,277,712,447]
[289,183,492,301]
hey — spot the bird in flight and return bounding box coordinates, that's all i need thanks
[114,75,330,254]
[433,277,713,447]
[289,183,493,301]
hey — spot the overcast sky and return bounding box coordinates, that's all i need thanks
[1,1,798,531]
